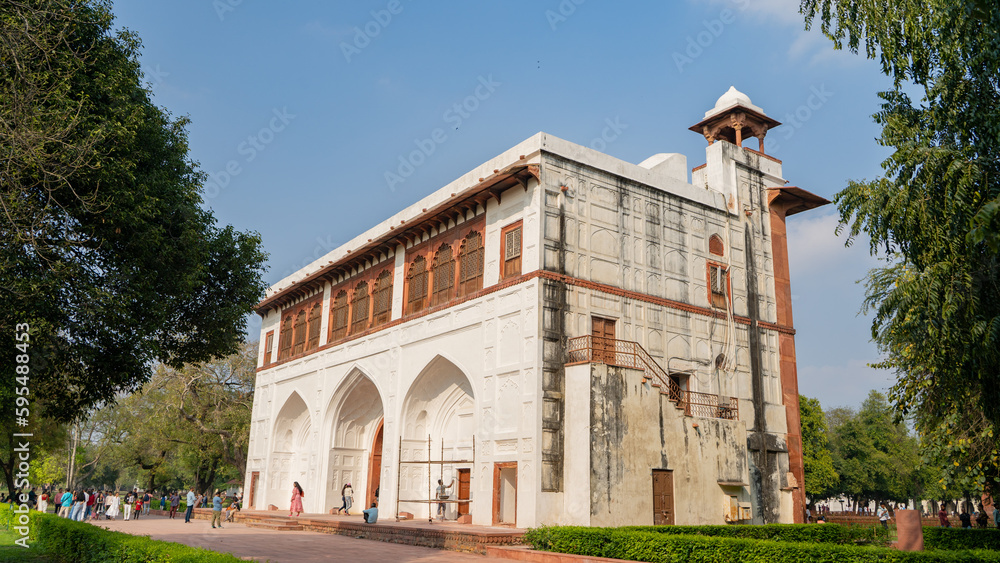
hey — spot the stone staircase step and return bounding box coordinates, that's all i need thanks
[246,519,304,531]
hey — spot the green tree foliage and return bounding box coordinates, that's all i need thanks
[826,391,923,507]
[800,396,839,498]
[0,1,267,494]
[800,0,1000,495]
[69,343,256,494]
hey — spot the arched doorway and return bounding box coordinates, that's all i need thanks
[366,420,384,508]
[324,370,384,514]
[269,392,313,512]
[399,355,476,520]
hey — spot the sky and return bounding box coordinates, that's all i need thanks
[113,0,899,411]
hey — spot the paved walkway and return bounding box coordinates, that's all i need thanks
[93,514,499,562]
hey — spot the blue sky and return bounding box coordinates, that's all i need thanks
[113,0,898,411]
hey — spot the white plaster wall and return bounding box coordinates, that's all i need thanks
[247,279,544,526]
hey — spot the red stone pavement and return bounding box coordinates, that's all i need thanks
[93,514,501,562]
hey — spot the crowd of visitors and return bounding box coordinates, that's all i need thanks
[2,486,243,526]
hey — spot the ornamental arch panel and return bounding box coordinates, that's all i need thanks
[322,367,385,515]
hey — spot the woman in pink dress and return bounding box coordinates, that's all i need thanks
[289,482,304,517]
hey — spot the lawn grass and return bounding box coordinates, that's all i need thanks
[0,526,52,562]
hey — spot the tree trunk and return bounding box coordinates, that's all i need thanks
[0,432,18,502]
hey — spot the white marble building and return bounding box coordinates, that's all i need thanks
[246,88,826,527]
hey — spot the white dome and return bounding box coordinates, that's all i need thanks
[704,86,766,119]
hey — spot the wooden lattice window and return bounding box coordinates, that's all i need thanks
[407,256,428,314]
[350,281,370,334]
[292,309,307,356]
[372,269,393,327]
[278,315,293,360]
[263,331,274,365]
[458,231,484,297]
[708,263,729,309]
[431,244,455,307]
[709,234,725,256]
[501,222,522,279]
[305,302,322,351]
[329,290,349,341]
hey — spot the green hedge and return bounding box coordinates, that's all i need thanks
[1,505,244,562]
[524,526,1000,563]
[924,527,1000,551]
[623,523,889,546]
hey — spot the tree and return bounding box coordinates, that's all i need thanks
[0,1,267,495]
[59,343,256,494]
[826,392,924,509]
[801,0,1000,496]
[800,395,839,499]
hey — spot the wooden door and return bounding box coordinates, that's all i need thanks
[249,472,259,509]
[457,469,471,516]
[591,317,616,365]
[366,421,384,508]
[652,469,675,525]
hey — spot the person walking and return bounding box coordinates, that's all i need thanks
[960,508,972,529]
[58,489,73,518]
[123,490,134,521]
[169,490,180,519]
[289,482,304,517]
[71,490,86,521]
[37,490,48,514]
[143,491,151,516]
[184,487,196,523]
[105,491,120,520]
[340,483,353,516]
[211,490,224,529]
[85,488,96,520]
[134,492,143,520]
[877,503,891,530]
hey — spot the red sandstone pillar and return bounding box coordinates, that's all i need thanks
[897,509,925,551]
[766,188,827,524]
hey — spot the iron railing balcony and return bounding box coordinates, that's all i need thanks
[566,334,738,421]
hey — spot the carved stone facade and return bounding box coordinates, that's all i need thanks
[247,89,824,527]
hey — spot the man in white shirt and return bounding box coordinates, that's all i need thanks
[185,487,196,523]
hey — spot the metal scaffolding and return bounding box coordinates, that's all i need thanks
[395,434,475,523]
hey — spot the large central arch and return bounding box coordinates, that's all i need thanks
[398,355,476,520]
[323,368,384,514]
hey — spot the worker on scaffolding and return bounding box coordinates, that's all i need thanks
[436,478,455,520]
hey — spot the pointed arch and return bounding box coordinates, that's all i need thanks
[271,391,311,447]
[322,367,386,514]
[709,234,725,256]
[399,355,476,520]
